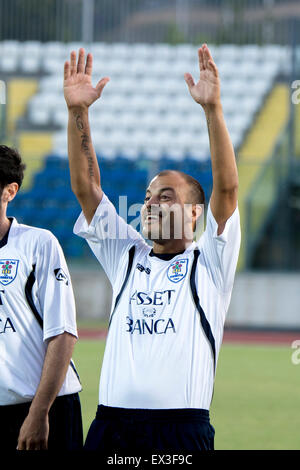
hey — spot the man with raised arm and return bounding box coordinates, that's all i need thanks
[64,45,240,452]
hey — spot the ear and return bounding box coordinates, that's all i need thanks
[192,204,204,233]
[2,183,19,204]
[193,203,203,221]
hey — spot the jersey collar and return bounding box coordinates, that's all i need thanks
[148,241,197,261]
[0,217,14,249]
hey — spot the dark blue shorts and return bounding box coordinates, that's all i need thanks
[0,392,83,451]
[84,405,215,452]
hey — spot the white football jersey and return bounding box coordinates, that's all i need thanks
[74,193,240,410]
[0,218,81,405]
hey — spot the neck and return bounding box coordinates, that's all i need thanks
[0,215,11,240]
[152,238,193,254]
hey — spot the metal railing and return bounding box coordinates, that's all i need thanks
[0,0,299,45]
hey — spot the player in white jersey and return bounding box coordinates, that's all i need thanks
[0,145,83,450]
[64,44,240,452]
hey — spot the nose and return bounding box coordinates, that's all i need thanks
[145,195,159,210]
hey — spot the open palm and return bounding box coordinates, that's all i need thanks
[184,44,220,107]
[64,49,109,109]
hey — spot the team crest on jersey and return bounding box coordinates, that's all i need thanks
[0,259,19,286]
[167,259,188,283]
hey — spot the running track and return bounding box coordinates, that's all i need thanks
[78,328,300,345]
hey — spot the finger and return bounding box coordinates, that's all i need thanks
[77,48,85,74]
[202,44,209,69]
[85,53,93,76]
[70,50,77,75]
[95,77,110,96]
[64,61,70,81]
[27,440,34,450]
[17,440,25,451]
[27,440,42,450]
[184,73,195,90]
[204,44,214,63]
[198,48,205,72]
[208,59,218,77]
[41,439,48,451]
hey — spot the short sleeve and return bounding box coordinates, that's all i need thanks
[198,202,241,293]
[73,193,146,284]
[35,234,78,342]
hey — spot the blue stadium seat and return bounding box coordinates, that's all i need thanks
[28,186,51,202]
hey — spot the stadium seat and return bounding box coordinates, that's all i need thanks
[89,42,110,59]
[20,41,43,56]
[41,56,65,74]
[28,105,51,126]
[0,40,20,61]
[261,45,284,62]
[39,75,62,92]
[44,154,68,169]
[173,44,195,61]
[152,43,174,61]
[43,41,66,58]
[218,61,235,80]
[0,55,18,72]
[240,45,262,62]
[53,109,68,127]
[20,56,40,73]
[129,44,154,60]
[53,132,68,155]
[218,44,241,62]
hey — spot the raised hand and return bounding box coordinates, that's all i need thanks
[184,44,220,108]
[64,48,109,109]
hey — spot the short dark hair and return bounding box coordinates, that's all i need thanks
[0,145,26,191]
[156,170,205,205]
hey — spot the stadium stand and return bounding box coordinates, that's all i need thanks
[237,84,289,270]
[1,41,288,260]
[20,42,285,159]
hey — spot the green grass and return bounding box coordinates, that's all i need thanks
[212,344,300,449]
[73,340,300,450]
[73,340,105,431]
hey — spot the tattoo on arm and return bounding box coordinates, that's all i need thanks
[75,113,84,131]
[73,111,94,178]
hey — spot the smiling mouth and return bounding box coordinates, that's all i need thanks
[145,214,162,222]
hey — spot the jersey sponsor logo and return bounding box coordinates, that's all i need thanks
[0,259,19,286]
[54,268,69,285]
[130,289,175,306]
[136,263,151,274]
[0,316,16,334]
[128,290,176,334]
[167,258,188,283]
[142,307,156,318]
[126,316,176,335]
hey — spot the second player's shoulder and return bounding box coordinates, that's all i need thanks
[10,219,59,250]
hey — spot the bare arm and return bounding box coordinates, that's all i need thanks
[204,102,238,234]
[17,332,77,450]
[64,49,109,224]
[68,105,103,224]
[184,44,238,235]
